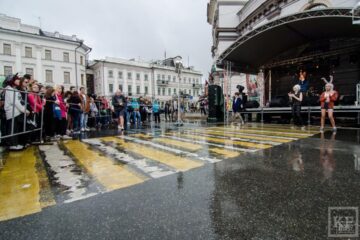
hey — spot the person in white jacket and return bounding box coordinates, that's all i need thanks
[4,75,29,150]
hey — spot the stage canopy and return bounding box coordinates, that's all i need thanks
[218,8,360,73]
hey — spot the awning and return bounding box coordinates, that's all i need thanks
[219,8,360,73]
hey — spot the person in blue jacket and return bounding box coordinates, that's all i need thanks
[153,99,160,123]
[232,92,244,124]
[131,98,141,126]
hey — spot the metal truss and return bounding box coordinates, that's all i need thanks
[217,8,353,65]
[263,45,360,68]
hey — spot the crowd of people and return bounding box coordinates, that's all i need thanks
[0,73,207,151]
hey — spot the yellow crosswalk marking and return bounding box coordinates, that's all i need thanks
[153,137,202,151]
[167,133,272,149]
[210,127,312,138]
[197,129,292,143]
[210,148,240,158]
[0,147,55,221]
[153,136,240,158]
[63,140,146,191]
[101,137,203,171]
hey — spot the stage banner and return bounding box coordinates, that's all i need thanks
[257,70,265,107]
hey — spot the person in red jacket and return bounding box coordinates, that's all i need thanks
[320,83,338,133]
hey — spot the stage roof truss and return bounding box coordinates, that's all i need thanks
[217,8,353,67]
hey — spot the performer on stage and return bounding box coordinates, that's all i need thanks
[320,83,338,133]
[288,84,305,130]
[298,70,309,94]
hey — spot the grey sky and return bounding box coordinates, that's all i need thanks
[0,0,212,81]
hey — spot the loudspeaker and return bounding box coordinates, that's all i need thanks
[339,95,356,106]
[207,85,224,122]
[269,96,289,107]
[245,100,259,108]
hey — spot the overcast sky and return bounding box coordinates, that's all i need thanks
[0,0,213,80]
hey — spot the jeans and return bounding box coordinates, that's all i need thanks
[81,113,88,129]
[72,111,81,131]
[133,111,141,125]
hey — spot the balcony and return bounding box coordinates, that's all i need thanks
[157,80,169,85]
[192,83,202,88]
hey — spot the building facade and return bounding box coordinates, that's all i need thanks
[89,57,203,107]
[0,14,91,89]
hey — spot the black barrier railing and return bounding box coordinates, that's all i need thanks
[227,105,360,125]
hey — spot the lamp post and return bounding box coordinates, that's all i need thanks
[174,56,183,126]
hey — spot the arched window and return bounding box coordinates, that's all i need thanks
[306,3,327,10]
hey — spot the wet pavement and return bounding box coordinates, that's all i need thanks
[0,123,360,239]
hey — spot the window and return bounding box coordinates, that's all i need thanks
[136,73,140,80]
[192,78,195,83]
[81,74,84,86]
[136,86,140,94]
[64,71,70,84]
[144,86,148,95]
[162,88,165,96]
[189,78,191,83]
[4,66,12,76]
[173,76,176,82]
[119,84,123,91]
[109,84,114,94]
[45,50,51,60]
[157,74,160,80]
[25,68,33,76]
[128,72,132,80]
[184,89,187,94]
[158,87,161,96]
[162,74,165,80]
[80,56,84,65]
[25,47,32,58]
[168,88,171,96]
[63,52,69,62]
[45,70,53,82]
[118,71,123,79]
[128,85,132,94]
[3,43,11,55]
[108,70,113,78]
[173,88,176,94]
[168,75,171,81]
[144,74,148,81]
[184,77,186,83]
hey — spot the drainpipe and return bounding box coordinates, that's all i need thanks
[74,41,83,90]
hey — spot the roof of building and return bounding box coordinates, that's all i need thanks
[0,13,91,51]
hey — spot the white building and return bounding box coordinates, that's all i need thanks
[89,57,203,107]
[0,13,91,89]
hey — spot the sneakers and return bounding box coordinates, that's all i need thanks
[9,145,24,151]
[301,126,306,131]
[81,128,85,132]
[61,135,72,140]
[85,128,90,132]
[320,127,324,133]
[333,127,337,133]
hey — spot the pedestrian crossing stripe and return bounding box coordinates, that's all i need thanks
[63,140,146,191]
[166,132,273,149]
[101,137,204,171]
[162,134,257,152]
[199,129,294,143]
[0,147,55,222]
[134,134,241,159]
[245,124,320,134]
[209,127,313,138]
[181,130,283,145]
[82,138,176,179]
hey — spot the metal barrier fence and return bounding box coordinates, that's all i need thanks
[0,87,44,142]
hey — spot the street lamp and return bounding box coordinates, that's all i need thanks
[174,56,183,126]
